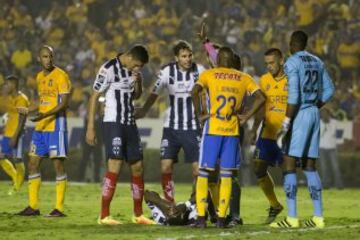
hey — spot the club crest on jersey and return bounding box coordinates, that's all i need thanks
[48,79,53,87]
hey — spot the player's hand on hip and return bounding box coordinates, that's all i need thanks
[134,107,146,119]
[198,113,210,128]
[237,113,250,126]
[86,128,97,146]
[30,112,46,122]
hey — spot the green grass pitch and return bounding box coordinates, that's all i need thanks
[0,182,360,240]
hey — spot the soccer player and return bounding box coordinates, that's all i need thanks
[86,45,154,225]
[198,23,243,226]
[192,47,265,228]
[270,31,335,228]
[18,45,71,217]
[0,75,29,193]
[249,48,286,224]
[135,40,205,203]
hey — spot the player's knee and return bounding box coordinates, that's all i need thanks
[107,159,122,173]
[302,158,317,171]
[130,161,143,176]
[28,157,40,174]
[192,164,199,178]
[253,161,267,179]
[161,161,172,174]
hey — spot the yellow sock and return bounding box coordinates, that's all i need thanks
[0,159,17,183]
[15,162,25,190]
[208,182,219,209]
[56,175,67,212]
[258,173,281,207]
[218,174,232,218]
[28,174,41,209]
[196,172,209,217]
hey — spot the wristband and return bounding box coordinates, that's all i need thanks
[282,116,291,130]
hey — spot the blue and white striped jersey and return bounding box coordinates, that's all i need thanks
[152,62,206,130]
[93,57,137,125]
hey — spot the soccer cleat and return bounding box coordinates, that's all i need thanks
[304,216,325,228]
[190,216,206,228]
[265,204,284,224]
[216,217,229,228]
[16,206,40,216]
[45,209,66,217]
[270,216,299,228]
[132,215,156,225]
[226,217,244,227]
[97,216,122,225]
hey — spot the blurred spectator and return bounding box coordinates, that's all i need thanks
[1,0,358,118]
[10,42,32,70]
[318,107,344,189]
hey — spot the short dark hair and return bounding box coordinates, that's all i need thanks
[232,53,242,70]
[291,30,308,50]
[6,75,19,88]
[173,40,192,56]
[264,48,283,58]
[128,45,149,64]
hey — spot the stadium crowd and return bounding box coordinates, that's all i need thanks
[0,0,359,120]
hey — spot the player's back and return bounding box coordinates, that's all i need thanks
[198,67,259,136]
[285,51,334,110]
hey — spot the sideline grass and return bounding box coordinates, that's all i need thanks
[0,182,360,239]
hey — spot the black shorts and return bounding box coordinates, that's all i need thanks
[160,128,201,163]
[103,122,143,163]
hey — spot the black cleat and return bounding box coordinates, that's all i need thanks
[265,205,284,224]
[190,216,206,228]
[16,206,40,216]
[216,217,231,228]
[45,209,66,217]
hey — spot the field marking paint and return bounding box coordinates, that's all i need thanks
[155,224,360,240]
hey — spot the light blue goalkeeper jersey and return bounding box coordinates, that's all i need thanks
[284,51,335,109]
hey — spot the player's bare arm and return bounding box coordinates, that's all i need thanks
[191,83,209,126]
[197,21,208,42]
[9,112,27,148]
[133,71,143,100]
[237,90,265,125]
[85,90,101,146]
[31,94,69,122]
[249,105,265,145]
[135,93,158,119]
